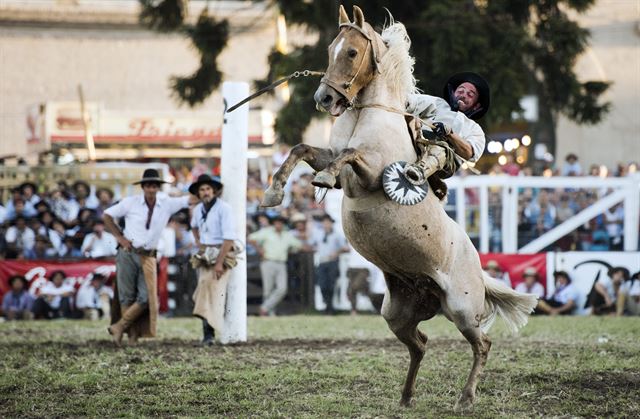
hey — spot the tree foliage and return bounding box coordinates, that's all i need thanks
[138,0,228,106]
[266,0,610,145]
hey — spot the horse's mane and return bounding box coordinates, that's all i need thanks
[379,20,418,101]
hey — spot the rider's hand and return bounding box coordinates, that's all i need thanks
[432,122,452,139]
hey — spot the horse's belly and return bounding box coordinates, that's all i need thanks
[341,193,473,277]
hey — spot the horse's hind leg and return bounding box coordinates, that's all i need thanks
[262,144,334,207]
[381,276,430,407]
[451,314,492,412]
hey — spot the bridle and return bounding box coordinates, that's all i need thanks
[320,23,383,108]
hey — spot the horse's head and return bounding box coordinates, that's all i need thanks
[314,5,386,117]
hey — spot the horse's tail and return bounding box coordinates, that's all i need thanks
[481,273,538,334]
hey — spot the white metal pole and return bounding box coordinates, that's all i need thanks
[479,185,489,253]
[509,185,519,253]
[456,184,466,231]
[501,184,511,252]
[220,82,249,344]
[623,176,640,251]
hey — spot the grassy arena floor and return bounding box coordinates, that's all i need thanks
[0,315,638,418]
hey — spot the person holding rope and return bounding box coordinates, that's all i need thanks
[103,168,195,347]
[404,72,490,185]
[188,174,238,346]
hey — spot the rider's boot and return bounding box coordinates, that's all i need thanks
[403,144,447,186]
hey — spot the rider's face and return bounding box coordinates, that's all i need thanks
[454,82,480,112]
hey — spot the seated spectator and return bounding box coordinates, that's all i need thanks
[20,181,41,216]
[32,270,75,319]
[75,273,113,320]
[47,185,79,226]
[515,267,545,298]
[586,267,627,315]
[0,202,6,225]
[24,234,58,260]
[483,260,511,288]
[94,187,115,218]
[617,271,640,316]
[72,180,99,209]
[81,219,117,258]
[5,216,36,258]
[2,275,34,320]
[561,153,583,176]
[59,236,83,259]
[535,271,578,315]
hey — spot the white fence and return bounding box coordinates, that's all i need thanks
[445,174,640,253]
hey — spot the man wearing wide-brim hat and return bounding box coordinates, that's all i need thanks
[404,72,490,193]
[188,174,238,346]
[103,168,196,347]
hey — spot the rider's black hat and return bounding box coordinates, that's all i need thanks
[443,72,490,120]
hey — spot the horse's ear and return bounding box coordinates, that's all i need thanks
[353,5,364,28]
[339,5,350,26]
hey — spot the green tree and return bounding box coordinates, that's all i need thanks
[138,0,229,106]
[265,0,610,148]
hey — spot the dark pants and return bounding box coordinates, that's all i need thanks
[316,260,340,314]
[346,268,370,312]
[586,288,616,315]
[32,297,74,319]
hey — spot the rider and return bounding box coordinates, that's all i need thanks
[403,72,490,184]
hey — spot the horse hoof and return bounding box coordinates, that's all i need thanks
[261,187,284,207]
[400,397,415,408]
[312,171,336,188]
[453,396,474,413]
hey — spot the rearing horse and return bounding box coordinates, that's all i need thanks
[262,6,537,412]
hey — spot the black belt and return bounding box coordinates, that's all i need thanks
[128,246,157,258]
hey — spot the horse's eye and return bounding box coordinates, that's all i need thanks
[348,49,358,58]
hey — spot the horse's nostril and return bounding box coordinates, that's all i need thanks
[322,95,333,106]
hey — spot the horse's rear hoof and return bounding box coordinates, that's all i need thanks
[453,396,474,413]
[261,187,284,207]
[400,397,415,408]
[312,171,336,188]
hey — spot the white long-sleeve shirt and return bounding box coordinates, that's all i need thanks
[406,94,486,162]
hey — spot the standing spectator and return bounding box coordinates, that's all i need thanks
[311,214,349,315]
[103,168,193,347]
[189,175,238,346]
[248,215,302,316]
[604,203,624,250]
[0,201,6,225]
[483,260,512,288]
[556,195,576,223]
[515,267,545,298]
[535,271,578,315]
[2,275,34,320]
[561,153,583,176]
[346,246,377,315]
[4,216,36,259]
[617,271,640,316]
[81,220,117,258]
[32,270,75,319]
[502,154,520,176]
[76,273,113,320]
[586,267,627,315]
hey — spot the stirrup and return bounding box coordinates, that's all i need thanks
[402,164,427,186]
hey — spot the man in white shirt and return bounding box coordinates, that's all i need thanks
[103,168,194,346]
[75,273,113,320]
[617,271,640,316]
[81,220,117,258]
[311,214,349,315]
[32,270,75,319]
[189,175,237,345]
[536,271,578,315]
[515,267,545,299]
[404,72,489,188]
[5,216,36,258]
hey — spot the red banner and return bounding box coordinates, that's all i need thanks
[0,259,168,313]
[479,253,547,291]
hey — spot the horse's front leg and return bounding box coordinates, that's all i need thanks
[262,144,334,207]
[313,148,381,190]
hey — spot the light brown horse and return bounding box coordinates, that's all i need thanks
[262,6,537,412]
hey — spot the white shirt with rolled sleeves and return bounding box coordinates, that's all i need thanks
[190,199,237,245]
[406,94,486,162]
[104,194,190,251]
